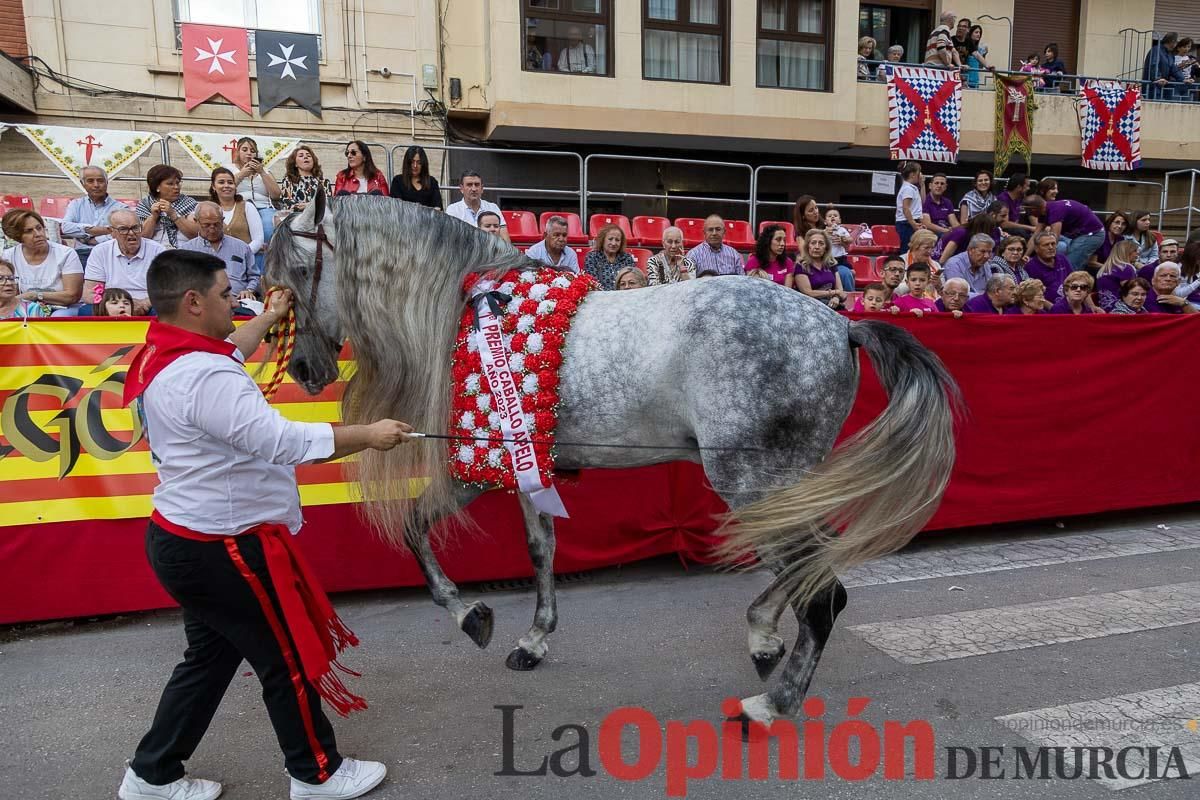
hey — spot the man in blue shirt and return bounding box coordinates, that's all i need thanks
[1142,32,1193,100]
[60,166,127,267]
[180,202,258,301]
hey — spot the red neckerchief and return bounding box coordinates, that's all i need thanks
[123,320,239,406]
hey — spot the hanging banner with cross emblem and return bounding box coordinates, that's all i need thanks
[166,131,299,175]
[255,29,322,117]
[1076,80,1142,171]
[994,75,1037,176]
[181,23,252,115]
[10,125,162,192]
[885,65,962,164]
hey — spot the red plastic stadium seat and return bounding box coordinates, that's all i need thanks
[848,255,877,284]
[502,210,541,245]
[117,198,139,208]
[870,224,901,255]
[758,220,797,251]
[674,217,707,247]
[627,247,652,272]
[539,211,589,245]
[846,222,884,256]
[589,213,633,241]
[723,220,755,249]
[38,196,76,219]
[4,194,33,211]
[571,245,590,263]
[631,215,670,247]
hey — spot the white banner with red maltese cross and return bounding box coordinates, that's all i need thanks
[167,131,299,175]
[885,65,963,164]
[11,125,162,191]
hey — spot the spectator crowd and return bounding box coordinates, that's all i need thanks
[1,139,1197,322]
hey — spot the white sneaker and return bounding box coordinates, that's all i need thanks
[118,765,222,800]
[289,758,387,799]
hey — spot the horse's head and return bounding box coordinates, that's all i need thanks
[264,190,343,395]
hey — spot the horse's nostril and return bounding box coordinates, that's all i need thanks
[292,360,311,384]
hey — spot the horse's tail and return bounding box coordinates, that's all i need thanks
[721,319,962,606]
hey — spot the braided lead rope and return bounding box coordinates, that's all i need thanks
[260,288,297,402]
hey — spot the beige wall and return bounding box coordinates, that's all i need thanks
[18,0,442,139]
[1077,0,1153,80]
[949,0,1015,74]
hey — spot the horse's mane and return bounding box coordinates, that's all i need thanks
[326,197,534,546]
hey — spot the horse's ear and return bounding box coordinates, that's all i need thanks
[313,186,326,225]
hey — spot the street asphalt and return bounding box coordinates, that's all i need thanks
[2,505,1199,799]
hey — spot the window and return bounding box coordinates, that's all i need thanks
[175,0,321,34]
[173,0,323,56]
[757,0,833,91]
[522,0,613,77]
[642,0,729,84]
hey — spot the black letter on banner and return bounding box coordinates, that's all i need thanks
[76,372,143,460]
[0,374,84,478]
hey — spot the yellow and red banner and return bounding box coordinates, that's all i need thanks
[0,320,358,528]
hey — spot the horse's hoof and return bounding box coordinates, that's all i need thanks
[751,645,786,681]
[505,646,543,671]
[461,603,494,649]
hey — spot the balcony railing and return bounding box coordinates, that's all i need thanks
[858,62,1200,105]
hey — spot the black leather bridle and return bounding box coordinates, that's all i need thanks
[287,223,343,355]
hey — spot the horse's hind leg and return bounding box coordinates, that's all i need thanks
[738,572,848,726]
[506,495,558,671]
[745,558,793,681]
[403,526,494,649]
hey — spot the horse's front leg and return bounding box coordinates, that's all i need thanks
[506,494,558,671]
[403,526,494,649]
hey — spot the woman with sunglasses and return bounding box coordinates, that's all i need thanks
[1049,271,1099,314]
[334,140,388,196]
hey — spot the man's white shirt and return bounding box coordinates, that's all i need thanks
[445,198,506,228]
[83,238,165,299]
[142,349,335,535]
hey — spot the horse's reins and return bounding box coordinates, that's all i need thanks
[257,227,762,453]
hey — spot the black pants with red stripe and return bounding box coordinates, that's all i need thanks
[131,522,343,785]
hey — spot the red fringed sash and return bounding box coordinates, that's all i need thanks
[152,511,367,717]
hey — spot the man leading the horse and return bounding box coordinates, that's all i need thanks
[119,249,412,800]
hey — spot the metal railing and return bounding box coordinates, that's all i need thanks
[1120,28,1157,81]
[395,144,585,219]
[753,165,901,228]
[585,153,752,225]
[858,61,1200,104]
[166,137,393,192]
[1163,169,1200,239]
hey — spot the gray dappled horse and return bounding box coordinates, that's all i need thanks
[265,193,960,725]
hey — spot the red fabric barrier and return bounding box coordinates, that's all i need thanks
[4,315,1200,624]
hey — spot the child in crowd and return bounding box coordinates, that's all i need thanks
[859,283,891,313]
[892,263,939,315]
[1019,53,1046,88]
[824,207,853,274]
[97,287,134,317]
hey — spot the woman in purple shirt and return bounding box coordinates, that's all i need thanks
[1087,210,1132,273]
[1026,195,1105,271]
[1049,271,1097,314]
[745,225,793,286]
[788,229,845,308]
[921,173,958,235]
[1094,240,1139,311]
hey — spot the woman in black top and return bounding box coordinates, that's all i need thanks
[390,145,443,209]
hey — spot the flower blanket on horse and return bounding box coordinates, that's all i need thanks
[449,268,597,493]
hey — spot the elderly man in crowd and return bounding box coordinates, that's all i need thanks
[963,274,1020,314]
[60,166,128,267]
[446,170,510,243]
[525,215,578,273]
[1144,262,1198,314]
[1025,229,1073,301]
[557,25,597,73]
[686,215,744,276]
[645,226,694,285]
[941,233,994,297]
[924,10,961,68]
[180,202,258,301]
[936,276,970,317]
[82,209,165,316]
